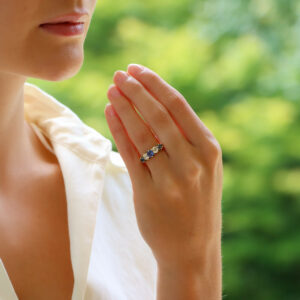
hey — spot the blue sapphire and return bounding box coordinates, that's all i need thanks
[147,150,154,157]
[140,157,146,162]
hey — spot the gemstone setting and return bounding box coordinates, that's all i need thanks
[140,143,164,163]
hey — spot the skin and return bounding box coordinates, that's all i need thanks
[0,0,97,191]
[0,0,223,299]
[106,65,223,299]
[0,1,97,299]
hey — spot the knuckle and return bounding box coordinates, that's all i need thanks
[168,90,186,108]
[204,135,222,159]
[151,105,169,126]
[179,146,202,179]
[201,139,223,173]
[116,101,128,115]
[210,139,222,158]
[183,160,202,181]
[161,181,183,202]
[127,76,144,94]
[142,70,157,83]
[156,172,178,191]
[136,130,151,145]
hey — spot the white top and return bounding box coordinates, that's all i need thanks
[0,82,157,300]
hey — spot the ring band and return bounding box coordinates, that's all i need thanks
[140,143,164,163]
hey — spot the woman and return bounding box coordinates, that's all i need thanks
[0,0,223,299]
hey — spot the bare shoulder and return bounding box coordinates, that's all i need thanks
[0,157,73,300]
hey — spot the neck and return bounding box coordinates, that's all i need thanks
[0,71,33,189]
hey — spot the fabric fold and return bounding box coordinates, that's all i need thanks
[23,82,113,299]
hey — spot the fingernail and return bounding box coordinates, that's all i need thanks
[128,64,144,75]
[109,86,121,98]
[114,71,128,84]
[105,103,115,116]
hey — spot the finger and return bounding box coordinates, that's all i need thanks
[104,103,152,187]
[113,70,191,164]
[107,84,170,179]
[127,64,216,149]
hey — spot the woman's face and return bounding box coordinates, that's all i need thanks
[0,0,97,81]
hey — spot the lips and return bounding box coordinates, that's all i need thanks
[40,12,88,25]
[41,21,83,26]
[39,22,85,36]
[39,11,88,36]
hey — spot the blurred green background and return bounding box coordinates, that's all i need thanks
[28,0,300,299]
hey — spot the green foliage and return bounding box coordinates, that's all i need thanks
[27,0,300,298]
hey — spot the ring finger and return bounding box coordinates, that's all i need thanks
[107,84,170,179]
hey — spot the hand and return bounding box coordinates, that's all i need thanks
[105,64,223,270]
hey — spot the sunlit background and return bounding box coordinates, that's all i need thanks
[28,0,300,299]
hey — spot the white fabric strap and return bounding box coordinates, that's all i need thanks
[29,122,55,155]
[0,259,18,300]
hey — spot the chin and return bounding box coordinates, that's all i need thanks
[33,56,84,82]
[45,66,82,82]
